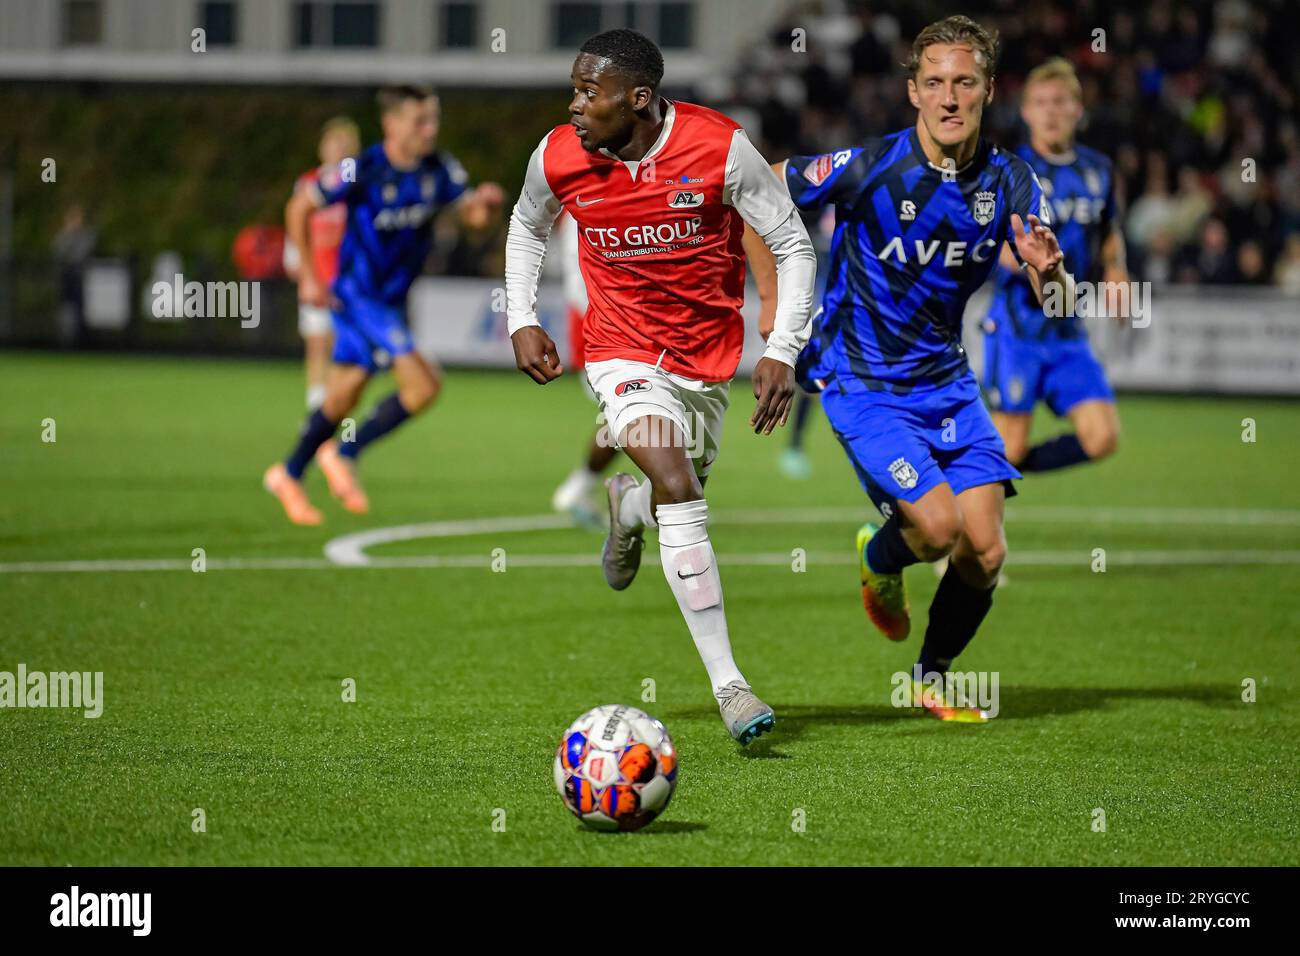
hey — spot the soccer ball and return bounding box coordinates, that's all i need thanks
[553,704,678,832]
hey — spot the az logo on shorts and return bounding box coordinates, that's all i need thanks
[614,379,651,396]
[888,457,919,490]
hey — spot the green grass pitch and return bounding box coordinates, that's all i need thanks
[1,352,1297,866]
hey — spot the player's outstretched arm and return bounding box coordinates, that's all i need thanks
[1101,226,1131,322]
[457,182,506,232]
[505,137,564,384]
[741,222,778,341]
[1013,213,1076,318]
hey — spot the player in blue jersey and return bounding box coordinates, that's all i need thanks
[773,16,1076,721]
[264,85,503,524]
[982,58,1126,473]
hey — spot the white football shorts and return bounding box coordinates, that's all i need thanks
[584,357,729,477]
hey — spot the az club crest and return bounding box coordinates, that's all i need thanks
[614,379,651,397]
[888,457,919,490]
[972,191,996,226]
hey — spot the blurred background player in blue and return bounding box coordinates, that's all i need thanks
[981,58,1126,474]
[264,85,504,524]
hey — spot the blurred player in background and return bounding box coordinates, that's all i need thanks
[506,30,816,744]
[283,116,360,411]
[264,85,503,524]
[981,58,1125,472]
[775,16,1070,721]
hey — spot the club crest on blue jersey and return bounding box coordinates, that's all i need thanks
[889,457,919,490]
[782,128,1049,394]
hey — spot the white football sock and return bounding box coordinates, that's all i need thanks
[656,498,743,692]
[618,477,657,531]
[552,465,599,511]
[306,383,327,410]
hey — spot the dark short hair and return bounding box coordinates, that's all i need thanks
[906,15,999,83]
[376,84,437,115]
[578,28,664,90]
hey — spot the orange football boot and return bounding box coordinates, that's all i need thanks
[316,440,370,515]
[857,522,911,640]
[262,463,323,526]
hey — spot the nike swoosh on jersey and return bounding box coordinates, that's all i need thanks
[575,196,604,207]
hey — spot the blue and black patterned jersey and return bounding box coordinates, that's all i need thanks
[785,128,1049,394]
[313,143,469,305]
[987,142,1117,340]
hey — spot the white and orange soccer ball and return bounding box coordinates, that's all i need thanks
[553,705,678,832]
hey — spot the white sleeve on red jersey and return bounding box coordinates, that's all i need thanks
[505,135,563,335]
[723,130,817,369]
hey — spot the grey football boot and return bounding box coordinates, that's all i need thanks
[601,473,645,590]
[715,680,776,745]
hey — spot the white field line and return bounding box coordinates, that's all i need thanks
[1,506,1298,575]
[4,550,1300,574]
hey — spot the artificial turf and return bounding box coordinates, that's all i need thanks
[1,352,1296,865]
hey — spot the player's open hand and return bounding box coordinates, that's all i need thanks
[750,357,795,435]
[1011,213,1063,275]
[511,325,564,384]
[475,182,506,209]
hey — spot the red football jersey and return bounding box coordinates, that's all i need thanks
[539,102,748,381]
[295,167,347,286]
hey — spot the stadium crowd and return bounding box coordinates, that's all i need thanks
[714,0,1300,291]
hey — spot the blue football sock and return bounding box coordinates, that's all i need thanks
[865,516,920,575]
[338,393,411,461]
[285,409,338,480]
[1019,434,1090,472]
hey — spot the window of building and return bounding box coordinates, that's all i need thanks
[440,1,478,49]
[293,1,379,49]
[552,2,694,51]
[62,0,103,46]
[200,1,238,47]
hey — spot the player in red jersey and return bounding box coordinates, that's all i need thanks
[284,117,359,411]
[548,212,778,527]
[505,30,817,745]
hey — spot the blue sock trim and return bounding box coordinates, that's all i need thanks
[285,409,337,479]
[339,393,410,460]
[866,517,919,575]
[1020,434,1089,473]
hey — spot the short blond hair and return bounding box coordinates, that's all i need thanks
[907,15,999,82]
[320,115,360,145]
[1024,57,1082,101]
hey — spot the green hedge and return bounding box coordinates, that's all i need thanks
[2,82,566,271]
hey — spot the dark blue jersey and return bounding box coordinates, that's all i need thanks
[987,142,1117,340]
[786,128,1048,394]
[313,143,469,305]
